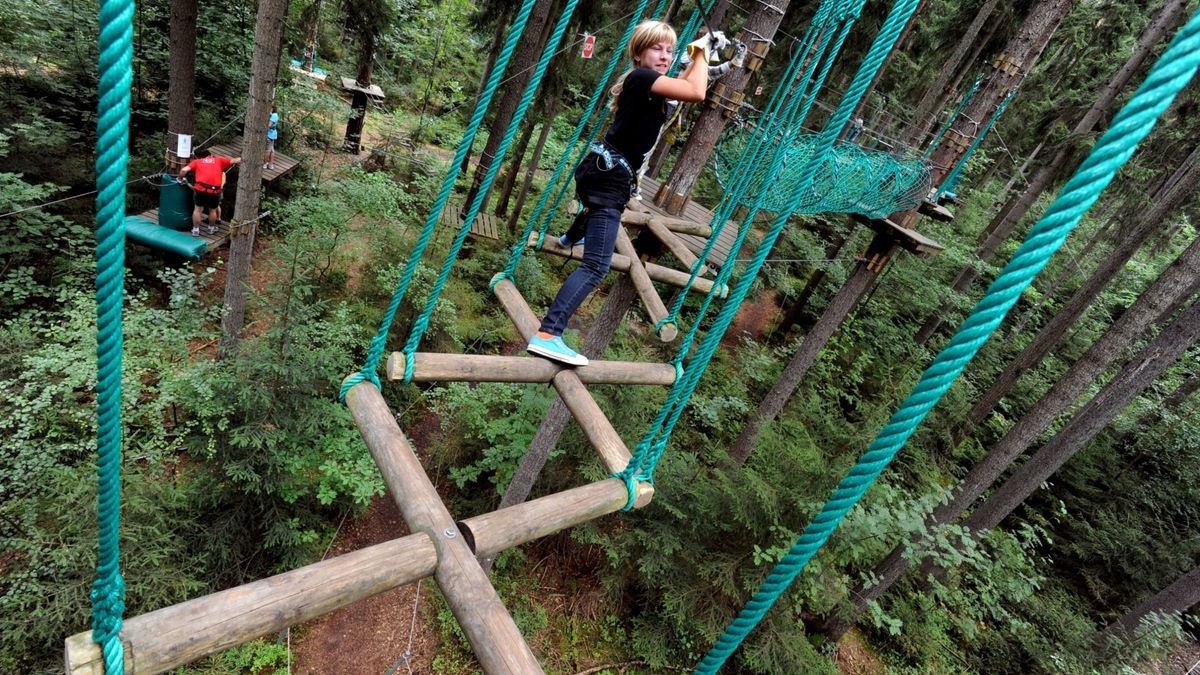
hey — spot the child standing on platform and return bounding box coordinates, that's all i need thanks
[527,20,723,366]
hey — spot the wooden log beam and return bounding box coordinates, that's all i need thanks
[346,381,543,674]
[387,352,676,386]
[644,216,700,269]
[620,209,713,237]
[65,477,653,674]
[614,227,678,342]
[531,234,727,298]
[492,277,632,473]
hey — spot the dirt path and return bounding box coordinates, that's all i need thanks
[288,496,442,674]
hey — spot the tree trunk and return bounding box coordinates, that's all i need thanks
[1120,366,1200,447]
[771,222,860,340]
[729,235,892,464]
[915,13,1005,152]
[819,233,1200,642]
[505,98,559,235]
[1100,565,1200,643]
[917,0,1190,336]
[902,0,998,144]
[460,2,516,174]
[343,29,376,154]
[166,0,197,175]
[912,0,1075,231]
[1006,212,1118,338]
[846,0,930,138]
[218,0,288,358]
[494,113,538,217]
[655,0,790,215]
[963,298,1200,533]
[955,150,1200,440]
[464,0,559,212]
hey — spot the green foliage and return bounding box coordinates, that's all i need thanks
[428,382,555,495]
[178,637,291,674]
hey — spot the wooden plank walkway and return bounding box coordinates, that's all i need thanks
[207,137,300,183]
[134,208,233,250]
[438,203,502,241]
[637,176,742,270]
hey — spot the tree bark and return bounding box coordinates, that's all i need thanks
[916,0,1190,338]
[460,2,517,174]
[655,0,790,215]
[166,0,197,175]
[771,222,860,340]
[343,19,379,155]
[494,114,538,217]
[464,0,559,212]
[1100,565,1200,643]
[505,98,559,234]
[218,0,288,358]
[963,298,1200,533]
[729,235,891,464]
[819,233,1200,642]
[954,149,1200,440]
[921,0,1074,191]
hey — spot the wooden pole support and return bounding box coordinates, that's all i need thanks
[620,209,713,238]
[643,216,700,269]
[531,233,726,298]
[491,278,633,473]
[345,381,544,674]
[64,476,653,674]
[387,352,677,386]
[614,227,678,342]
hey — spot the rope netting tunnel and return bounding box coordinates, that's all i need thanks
[715,130,931,217]
[696,6,1200,670]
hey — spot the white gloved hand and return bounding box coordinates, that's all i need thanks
[708,30,731,53]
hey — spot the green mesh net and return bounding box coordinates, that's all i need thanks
[715,129,932,218]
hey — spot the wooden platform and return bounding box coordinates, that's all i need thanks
[134,208,232,250]
[439,203,502,241]
[853,213,944,257]
[637,176,741,270]
[919,200,955,222]
[341,77,385,99]
[208,137,300,183]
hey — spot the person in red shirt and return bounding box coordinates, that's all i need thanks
[179,150,241,235]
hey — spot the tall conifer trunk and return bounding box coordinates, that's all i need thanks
[464,0,560,211]
[914,0,1190,342]
[218,0,289,358]
[818,233,1200,642]
[954,149,1200,442]
[166,0,197,176]
[1100,565,1200,645]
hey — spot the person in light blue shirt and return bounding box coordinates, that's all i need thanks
[265,106,279,169]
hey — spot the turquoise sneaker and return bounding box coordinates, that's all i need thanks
[527,334,589,366]
[559,233,585,248]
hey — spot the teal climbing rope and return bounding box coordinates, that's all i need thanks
[697,7,1200,670]
[937,86,1017,200]
[924,73,982,159]
[92,0,133,668]
[339,0,540,399]
[619,0,904,503]
[496,0,663,279]
[399,0,583,379]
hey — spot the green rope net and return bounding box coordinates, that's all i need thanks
[715,130,931,217]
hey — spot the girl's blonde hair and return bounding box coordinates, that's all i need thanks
[608,20,678,111]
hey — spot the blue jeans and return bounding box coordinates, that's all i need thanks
[539,205,622,335]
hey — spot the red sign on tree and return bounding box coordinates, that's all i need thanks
[581,34,596,59]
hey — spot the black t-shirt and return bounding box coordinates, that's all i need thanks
[604,67,668,173]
